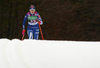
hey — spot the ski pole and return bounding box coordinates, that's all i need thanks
[38,21,44,40]
[21,35,25,41]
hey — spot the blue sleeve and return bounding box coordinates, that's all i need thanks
[23,14,28,29]
[37,13,43,25]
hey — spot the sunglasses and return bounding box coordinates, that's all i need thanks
[30,9,35,11]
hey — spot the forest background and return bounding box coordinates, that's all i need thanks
[0,0,100,41]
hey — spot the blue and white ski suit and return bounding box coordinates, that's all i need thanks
[23,11,43,39]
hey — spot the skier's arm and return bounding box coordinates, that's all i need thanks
[23,14,28,29]
[37,13,43,25]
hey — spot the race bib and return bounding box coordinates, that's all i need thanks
[28,16,38,20]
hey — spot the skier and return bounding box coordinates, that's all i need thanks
[22,5,43,39]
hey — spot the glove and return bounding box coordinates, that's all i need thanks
[22,29,25,35]
[38,21,41,24]
[38,21,43,25]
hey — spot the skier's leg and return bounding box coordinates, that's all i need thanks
[34,29,39,40]
[27,30,33,39]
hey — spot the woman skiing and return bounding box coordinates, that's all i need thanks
[22,5,43,39]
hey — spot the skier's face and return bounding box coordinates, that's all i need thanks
[30,9,35,14]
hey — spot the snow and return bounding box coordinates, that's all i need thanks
[0,39,100,68]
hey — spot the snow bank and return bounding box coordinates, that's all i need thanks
[0,39,100,68]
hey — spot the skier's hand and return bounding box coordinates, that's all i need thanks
[22,29,25,35]
[38,21,43,25]
[38,21,41,25]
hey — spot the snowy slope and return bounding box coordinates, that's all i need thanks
[0,39,100,68]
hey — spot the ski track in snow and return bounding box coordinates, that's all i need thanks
[0,39,100,68]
